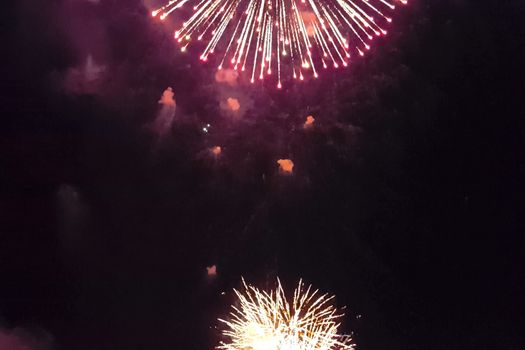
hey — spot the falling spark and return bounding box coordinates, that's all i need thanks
[153,0,407,86]
[218,279,354,350]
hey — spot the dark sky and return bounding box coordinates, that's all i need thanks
[1,0,524,349]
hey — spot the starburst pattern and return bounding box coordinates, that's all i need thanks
[153,0,407,87]
[218,279,354,350]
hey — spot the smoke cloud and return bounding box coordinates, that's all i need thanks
[57,184,89,254]
[62,55,106,95]
[0,327,53,350]
[301,12,316,37]
[151,87,177,137]
[215,68,239,86]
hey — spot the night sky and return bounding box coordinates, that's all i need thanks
[1,0,524,349]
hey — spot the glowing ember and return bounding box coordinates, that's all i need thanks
[215,68,239,85]
[153,0,407,86]
[304,115,315,128]
[277,159,294,174]
[158,87,176,107]
[226,97,241,111]
[207,265,217,276]
[211,146,222,156]
[218,279,354,350]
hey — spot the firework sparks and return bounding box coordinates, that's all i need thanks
[218,279,354,350]
[153,0,406,87]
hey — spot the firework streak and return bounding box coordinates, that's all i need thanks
[153,0,407,87]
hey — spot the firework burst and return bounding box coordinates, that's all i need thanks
[218,279,354,350]
[153,0,407,87]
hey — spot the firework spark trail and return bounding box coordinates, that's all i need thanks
[218,279,354,350]
[153,0,407,87]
